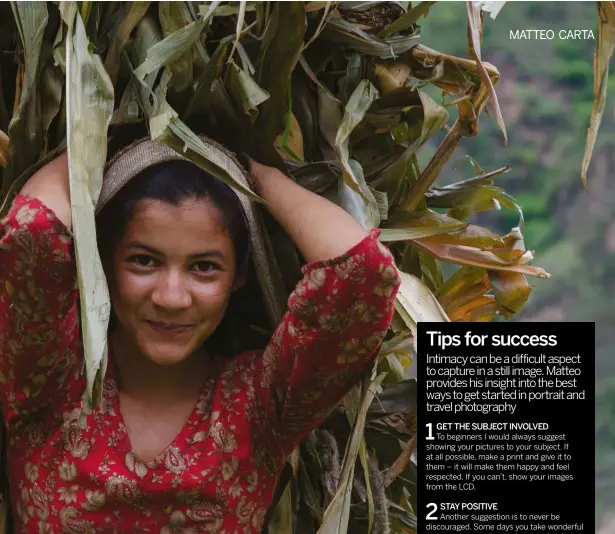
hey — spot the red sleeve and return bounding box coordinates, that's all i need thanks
[255,229,401,457]
[0,194,80,426]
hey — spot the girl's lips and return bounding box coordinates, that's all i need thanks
[146,321,193,336]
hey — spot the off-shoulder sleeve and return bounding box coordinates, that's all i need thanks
[254,229,400,457]
[0,194,80,427]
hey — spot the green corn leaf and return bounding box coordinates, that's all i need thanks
[378,1,436,38]
[4,1,48,190]
[104,1,151,85]
[225,60,270,115]
[133,2,220,81]
[159,1,193,91]
[335,80,380,221]
[394,271,450,352]
[65,9,114,413]
[317,372,386,534]
[255,2,306,145]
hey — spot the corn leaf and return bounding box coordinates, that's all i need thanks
[185,35,235,118]
[4,1,48,189]
[318,85,344,155]
[65,10,114,412]
[336,80,380,214]
[124,45,264,204]
[322,18,420,58]
[389,210,506,249]
[255,2,307,145]
[104,1,151,85]
[412,238,549,278]
[435,266,500,322]
[378,1,436,38]
[151,112,263,202]
[466,1,507,145]
[424,166,512,217]
[394,271,450,352]
[338,159,380,228]
[0,131,8,168]
[300,55,341,105]
[488,270,531,318]
[581,1,615,190]
[212,2,257,17]
[267,482,294,534]
[388,498,417,530]
[230,0,248,60]
[384,438,413,488]
[478,1,507,19]
[225,60,270,115]
[343,385,375,534]
[449,294,499,322]
[381,209,468,242]
[367,379,416,420]
[158,1,193,91]
[436,266,490,310]
[317,372,386,534]
[276,112,305,161]
[133,2,220,81]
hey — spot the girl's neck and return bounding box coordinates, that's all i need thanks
[109,330,213,408]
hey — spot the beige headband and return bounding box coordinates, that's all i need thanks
[96,136,288,329]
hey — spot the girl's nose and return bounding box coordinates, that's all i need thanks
[151,270,192,310]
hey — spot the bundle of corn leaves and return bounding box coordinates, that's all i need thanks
[1,1,613,533]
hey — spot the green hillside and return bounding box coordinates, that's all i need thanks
[419,1,614,526]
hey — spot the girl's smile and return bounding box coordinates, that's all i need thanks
[107,197,241,366]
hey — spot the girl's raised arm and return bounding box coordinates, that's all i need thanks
[250,160,369,262]
[0,153,80,427]
[245,161,401,458]
[19,151,72,230]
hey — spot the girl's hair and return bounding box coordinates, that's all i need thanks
[96,152,268,356]
[97,160,252,281]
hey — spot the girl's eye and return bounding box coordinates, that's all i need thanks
[130,255,156,267]
[192,261,219,274]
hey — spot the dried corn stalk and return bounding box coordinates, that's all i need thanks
[6,2,610,533]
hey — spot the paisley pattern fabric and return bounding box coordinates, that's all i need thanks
[0,194,400,533]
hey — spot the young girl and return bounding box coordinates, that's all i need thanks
[0,136,400,533]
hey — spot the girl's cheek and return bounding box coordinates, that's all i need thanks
[118,272,153,297]
[193,276,234,299]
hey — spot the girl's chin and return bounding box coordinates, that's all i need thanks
[141,343,195,366]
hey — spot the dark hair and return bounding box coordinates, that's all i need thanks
[96,159,268,357]
[97,160,251,277]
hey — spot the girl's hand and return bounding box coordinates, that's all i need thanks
[247,158,369,262]
[20,152,72,231]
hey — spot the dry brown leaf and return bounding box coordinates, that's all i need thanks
[466,1,507,145]
[374,62,412,93]
[0,131,9,168]
[413,238,549,278]
[385,437,414,488]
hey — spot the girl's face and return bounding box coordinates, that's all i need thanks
[108,198,240,365]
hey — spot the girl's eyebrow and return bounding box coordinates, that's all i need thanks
[126,241,226,261]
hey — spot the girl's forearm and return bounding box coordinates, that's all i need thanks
[250,161,369,263]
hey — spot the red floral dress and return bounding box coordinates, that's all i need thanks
[0,194,400,533]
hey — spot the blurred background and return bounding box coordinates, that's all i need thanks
[416,2,613,529]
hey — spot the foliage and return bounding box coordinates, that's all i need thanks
[418,2,615,526]
[2,1,611,533]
